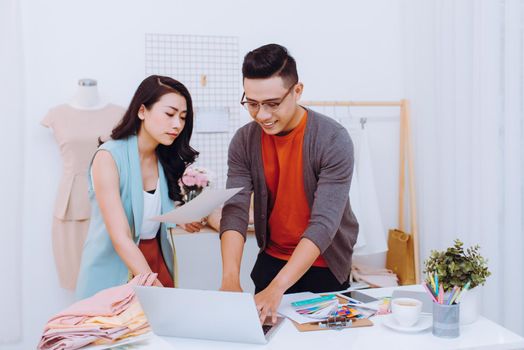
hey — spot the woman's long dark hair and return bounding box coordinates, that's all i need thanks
[108,75,198,202]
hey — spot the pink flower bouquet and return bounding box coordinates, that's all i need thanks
[179,166,211,202]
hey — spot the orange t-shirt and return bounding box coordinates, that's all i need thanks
[261,111,327,267]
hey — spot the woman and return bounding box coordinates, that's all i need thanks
[76,75,204,299]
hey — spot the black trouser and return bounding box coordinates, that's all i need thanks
[251,251,350,294]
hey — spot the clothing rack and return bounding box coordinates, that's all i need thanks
[301,99,420,284]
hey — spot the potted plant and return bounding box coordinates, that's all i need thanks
[423,239,491,324]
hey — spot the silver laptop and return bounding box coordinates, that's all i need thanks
[134,286,284,344]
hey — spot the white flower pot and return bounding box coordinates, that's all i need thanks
[459,286,481,325]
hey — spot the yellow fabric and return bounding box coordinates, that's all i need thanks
[88,303,151,345]
[83,302,146,328]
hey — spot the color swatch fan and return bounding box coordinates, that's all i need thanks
[291,295,339,319]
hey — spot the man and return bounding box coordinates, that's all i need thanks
[219,43,359,323]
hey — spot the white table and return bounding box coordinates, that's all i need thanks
[125,285,524,350]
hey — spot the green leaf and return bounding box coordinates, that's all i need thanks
[422,238,490,290]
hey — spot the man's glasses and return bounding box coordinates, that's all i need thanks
[240,84,295,114]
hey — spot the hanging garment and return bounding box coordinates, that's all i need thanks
[41,104,124,290]
[347,127,388,256]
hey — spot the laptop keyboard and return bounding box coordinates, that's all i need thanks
[262,324,273,335]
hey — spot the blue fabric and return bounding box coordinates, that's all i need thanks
[76,135,176,299]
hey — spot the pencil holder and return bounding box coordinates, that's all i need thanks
[432,302,460,338]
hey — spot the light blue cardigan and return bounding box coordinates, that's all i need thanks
[76,135,176,299]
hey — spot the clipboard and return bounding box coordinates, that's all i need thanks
[292,317,373,332]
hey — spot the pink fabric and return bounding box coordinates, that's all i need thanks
[49,273,156,326]
[38,273,156,350]
[38,326,128,350]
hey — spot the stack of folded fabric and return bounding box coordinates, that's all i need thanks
[351,263,398,288]
[38,273,157,350]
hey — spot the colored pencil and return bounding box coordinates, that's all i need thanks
[438,285,444,304]
[449,286,461,305]
[422,282,438,303]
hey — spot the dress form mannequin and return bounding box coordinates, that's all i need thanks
[68,79,108,110]
[41,80,124,290]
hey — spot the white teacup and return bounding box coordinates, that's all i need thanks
[391,297,422,327]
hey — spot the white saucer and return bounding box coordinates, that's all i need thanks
[382,314,432,333]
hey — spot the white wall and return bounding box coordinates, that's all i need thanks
[0,0,24,344]
[4,1,403,348]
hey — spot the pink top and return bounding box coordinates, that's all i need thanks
[42,104,123,220]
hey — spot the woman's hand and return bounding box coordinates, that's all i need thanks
[180,220,205,233]
[153,278,164,287]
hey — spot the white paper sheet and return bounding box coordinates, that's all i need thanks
[277,292,321,324]
[150,187,243,225]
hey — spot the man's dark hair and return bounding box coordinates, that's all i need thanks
[242,43,298,87]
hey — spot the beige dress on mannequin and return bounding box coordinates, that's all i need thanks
[41,104,124,289]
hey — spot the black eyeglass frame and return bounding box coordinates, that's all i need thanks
[240,83,297,114]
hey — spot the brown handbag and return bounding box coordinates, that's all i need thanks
[386,229,416,285]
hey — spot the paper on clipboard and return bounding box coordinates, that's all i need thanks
[149,187,243,225]
[292,318,373,332]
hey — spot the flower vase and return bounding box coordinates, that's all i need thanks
[459,286,481,325]
[185,188,202,202]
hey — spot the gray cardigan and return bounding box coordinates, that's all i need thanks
[220,107,359,284]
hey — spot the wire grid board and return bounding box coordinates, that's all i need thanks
[145,34,242,189]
